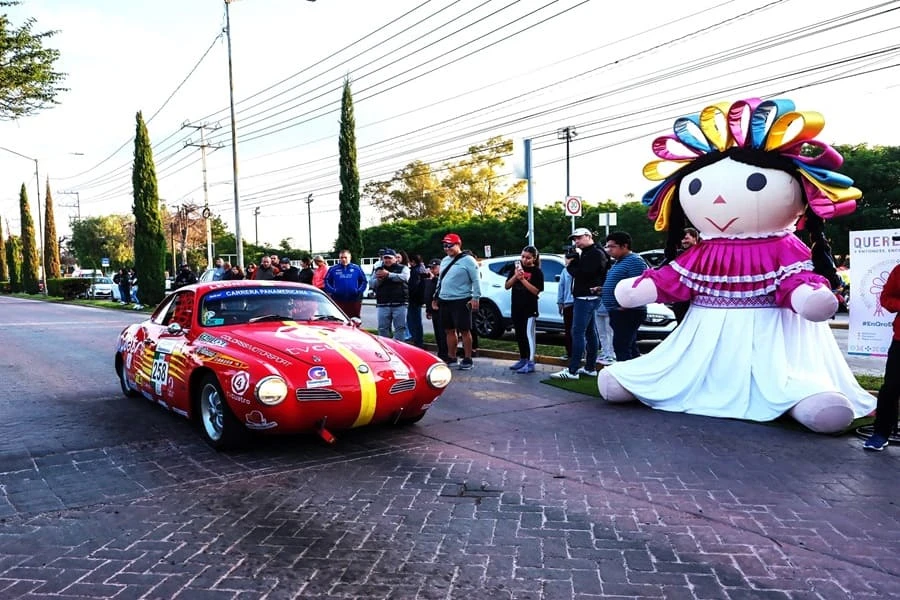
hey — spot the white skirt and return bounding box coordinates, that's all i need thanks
[605,305,876,421]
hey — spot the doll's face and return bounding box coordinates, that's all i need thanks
[679,157,804,238]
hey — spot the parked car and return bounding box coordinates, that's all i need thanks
[638,249,667,268]
[115,280,452,450]
[80,276,120,301]
[474,254,677,340]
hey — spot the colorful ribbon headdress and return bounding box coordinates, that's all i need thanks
[641,98,861,231]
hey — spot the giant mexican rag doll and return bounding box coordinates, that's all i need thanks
[597,98,876,433]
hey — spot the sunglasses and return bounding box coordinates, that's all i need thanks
[442,243,455,249]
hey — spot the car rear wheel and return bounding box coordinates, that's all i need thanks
[117,355,139,398]
[197,374,246,450]
[474,301,504,339]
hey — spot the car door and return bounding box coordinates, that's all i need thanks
[537,257,564,328]
[142,291,194,404]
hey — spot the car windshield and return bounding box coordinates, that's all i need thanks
[199,287,348,327]
[93,277,113,284]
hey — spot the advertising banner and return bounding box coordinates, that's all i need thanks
[847,228,900,356]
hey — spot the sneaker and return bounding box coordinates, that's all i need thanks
[577,367,598,377]
[442,356,458,366]
[559,354,569,361]
[509,359,528,371]
[515,361,535,374]
[597,357,615,366]
[863,433,889,451]
[459,357,474,370]
[550,369,579,380]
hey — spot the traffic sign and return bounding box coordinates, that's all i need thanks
[101,258,110,267]
[564,196,582,217]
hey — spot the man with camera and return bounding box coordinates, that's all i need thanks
[552,228,610,380]
[368,249,410,340]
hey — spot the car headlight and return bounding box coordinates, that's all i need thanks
[255,376,288,405]
[643,313,670,325]
[426,363,452,389]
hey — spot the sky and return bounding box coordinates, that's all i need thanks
[1,0,899,264]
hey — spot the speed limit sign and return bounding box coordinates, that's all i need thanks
[564,195,582,217]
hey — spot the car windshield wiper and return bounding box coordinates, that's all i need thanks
[312,315,345,322]
[248,314,291,323]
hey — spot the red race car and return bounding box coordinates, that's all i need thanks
[115,280,453,449]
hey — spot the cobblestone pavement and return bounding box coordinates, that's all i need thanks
[0,296,898,599]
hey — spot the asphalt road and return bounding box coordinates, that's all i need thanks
[0,296,897,599]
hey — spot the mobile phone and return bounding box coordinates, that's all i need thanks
[515,260,522,271]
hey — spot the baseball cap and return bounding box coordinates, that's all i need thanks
[428,258,442,267]
[382,248,398,257]
[279,257,291,264]
[570,227,593,239]
[442,233,462,245]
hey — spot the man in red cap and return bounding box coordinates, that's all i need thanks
[432,233,480,370]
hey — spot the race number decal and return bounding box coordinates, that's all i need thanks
[150,358,169,386]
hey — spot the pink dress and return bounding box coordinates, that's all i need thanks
[604,233,875,421]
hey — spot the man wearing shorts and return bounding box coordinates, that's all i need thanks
[432,233,481,370]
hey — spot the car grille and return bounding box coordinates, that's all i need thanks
[296,388,342,402]
[389,379,416,394]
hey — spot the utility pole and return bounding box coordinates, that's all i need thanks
[557,126,577,234]
[253,207,260,245]
[305,193,314,254]
[183,121,223,270]
[57,190,81,222]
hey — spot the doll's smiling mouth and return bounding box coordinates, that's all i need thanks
[705,217,738,232]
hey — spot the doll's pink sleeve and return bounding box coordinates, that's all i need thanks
[635,266,692,303]
[775,271,830,308]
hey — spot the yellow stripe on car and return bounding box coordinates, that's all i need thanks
[303,326,378,427]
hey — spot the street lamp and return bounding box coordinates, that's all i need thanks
[223,0,315,269]
[0,145,46,295]
[305,193,314,254]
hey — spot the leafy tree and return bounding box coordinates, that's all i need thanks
[0,214,6,280]
[336,77,362,259]
[441,136,525,218]
[823,144,900,255]
[18,182,39,292]
[43,178,59,278]
[0,1,66,119]
[69,214,133,269]
[131,111,166,304]
[364,160,447,221]
[362,136,524,223]
[5,233,20,291]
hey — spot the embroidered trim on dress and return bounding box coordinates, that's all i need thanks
[693,294,778,308]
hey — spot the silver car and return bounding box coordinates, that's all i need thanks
[85,276,120,301]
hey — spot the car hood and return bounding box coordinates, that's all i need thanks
[203,323,397,366]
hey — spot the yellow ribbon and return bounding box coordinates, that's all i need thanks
[699,102,734,151]
[764,111,825,151]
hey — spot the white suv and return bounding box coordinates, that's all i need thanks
[474,254,677,340]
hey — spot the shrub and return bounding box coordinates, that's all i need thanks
[46,277,90,299]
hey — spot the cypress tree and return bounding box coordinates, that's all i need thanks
[0,215,7,281]
[6,234,22,292]
[132,111,166,305]
[18,183,40,294]
[336,76,362,260]
[43,179,60,279]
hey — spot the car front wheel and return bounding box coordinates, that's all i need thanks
[196,374,246,450]
[474,301,504,339]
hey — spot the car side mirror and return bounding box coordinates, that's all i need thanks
[350,317,362,328]
[166,322,184,336]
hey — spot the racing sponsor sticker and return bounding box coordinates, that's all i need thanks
[231,372,250,396]
[306,366,333,389]
[198,332,228,347]
[244,410,278,430]
[155,339,180,355]
[150,357,169,386]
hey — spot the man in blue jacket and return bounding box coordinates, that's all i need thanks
[324,250,368,319]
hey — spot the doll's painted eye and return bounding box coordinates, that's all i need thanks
[687,178,702,195]
[746,172,767,192]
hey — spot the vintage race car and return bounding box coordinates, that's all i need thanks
[115,280,452,449]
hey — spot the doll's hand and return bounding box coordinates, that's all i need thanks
[615,276,658,307]
[790,284,837,322]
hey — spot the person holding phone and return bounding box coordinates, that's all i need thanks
[505,246,544,373]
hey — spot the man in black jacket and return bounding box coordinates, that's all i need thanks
[276,257,301,282]
[552,228,609,380]
[173,264,198,289]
